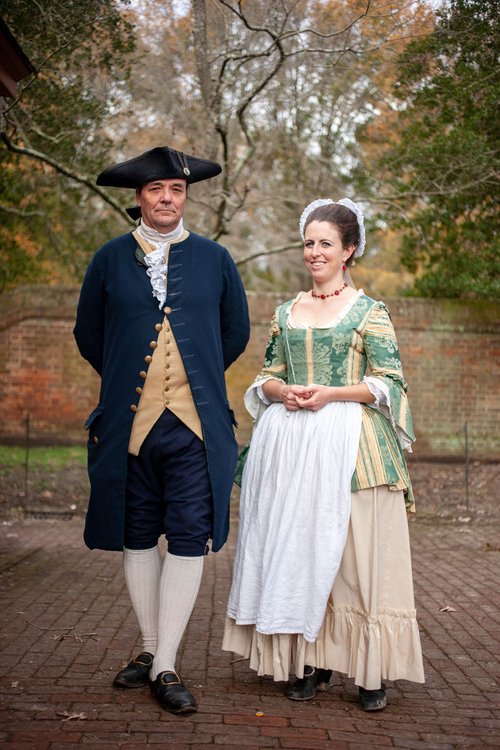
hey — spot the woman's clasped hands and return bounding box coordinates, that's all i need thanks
[281,383,334,412]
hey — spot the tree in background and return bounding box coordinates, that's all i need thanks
[0,0,441,298]
[358,0,499,299]
[0,0,135,290]
[125,0,431,293]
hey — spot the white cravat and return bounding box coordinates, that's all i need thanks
[137,220,185,309]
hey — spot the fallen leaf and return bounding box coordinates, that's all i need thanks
[57,711,87,722]
[438,606,457,613]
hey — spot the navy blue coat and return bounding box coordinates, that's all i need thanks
[74,231,250,552]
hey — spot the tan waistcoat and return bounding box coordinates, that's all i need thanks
[128,231,203,455]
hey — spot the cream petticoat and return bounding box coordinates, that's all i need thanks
[222,485,425,690]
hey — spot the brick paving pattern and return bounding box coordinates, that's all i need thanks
[0,505,499,748]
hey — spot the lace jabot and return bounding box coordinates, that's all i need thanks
[137,220,185,309]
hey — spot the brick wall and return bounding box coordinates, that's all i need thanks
[1,285,499,459]
[0,286,99,445]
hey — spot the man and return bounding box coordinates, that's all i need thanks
[74,146,250,714]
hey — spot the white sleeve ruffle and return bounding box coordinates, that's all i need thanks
[244,377,283,423]
[363,376,413,452]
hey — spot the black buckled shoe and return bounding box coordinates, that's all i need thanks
[359,684,387,711]
[285,665,332,701]
[150,671,198,714]
[113,651,154,688]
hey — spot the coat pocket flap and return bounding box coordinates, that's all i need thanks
[84,405,104,430]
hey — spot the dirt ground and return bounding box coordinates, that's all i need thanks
[0,460,89,521]
[0,455,498,525]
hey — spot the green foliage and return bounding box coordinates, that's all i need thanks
[361,0,499,299]
[0,0,136,290]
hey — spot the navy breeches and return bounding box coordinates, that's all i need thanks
[125,409,213,556]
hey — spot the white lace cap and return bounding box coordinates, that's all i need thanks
[299,197,366,258]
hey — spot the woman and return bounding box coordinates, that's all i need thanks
[222,198,424,711]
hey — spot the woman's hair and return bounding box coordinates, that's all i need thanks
[303,204,360,264]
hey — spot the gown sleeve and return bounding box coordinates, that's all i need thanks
[244,309,288,421]
[362,302,415,450]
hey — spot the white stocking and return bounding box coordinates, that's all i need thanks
[150,552,204,679]
[123,545,162,653]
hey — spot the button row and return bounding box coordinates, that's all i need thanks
[132,320,170,413]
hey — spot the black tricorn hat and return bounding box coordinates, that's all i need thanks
[96,146,222,189]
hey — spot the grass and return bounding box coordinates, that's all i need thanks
[0,445,87,470]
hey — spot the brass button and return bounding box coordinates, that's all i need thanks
[149,340,158,349]
[165,386,170,392]
[165,327,171,333]
[163,306,172,314]
[139,370,147,379]
[166,339,171,344]
[93,436,99,444]
[165,400,170,405]
[130,404,138,412]
[155,323,162,332]
[135,386,143,395]
[165,376,170,381]
[166,363,171,369]
[166,351,171,357]
[144,355,153,363]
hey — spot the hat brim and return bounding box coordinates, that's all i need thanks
[96,146,221,189]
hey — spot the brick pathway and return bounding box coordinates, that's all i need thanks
[0,510,499,749]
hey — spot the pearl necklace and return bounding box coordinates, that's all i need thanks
[311,282,348,300]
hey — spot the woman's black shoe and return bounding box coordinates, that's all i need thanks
[359,684,387,711]
[149,671,198,714]
[113,651,154,688]
[285,665,332,701]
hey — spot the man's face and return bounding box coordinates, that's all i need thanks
[136,178,187,233]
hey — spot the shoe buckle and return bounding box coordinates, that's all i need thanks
[159,671,181,686]
[133,655,152,666]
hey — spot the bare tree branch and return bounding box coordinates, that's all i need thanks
[0,132,134,224]
[0,204,45,218]
[385,173,499,202]
[30,125,77,145]
[192,0,214,113]
[236,241,302,267]
[2,12,119,118]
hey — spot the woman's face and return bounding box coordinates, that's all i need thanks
[303,221,352,283]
